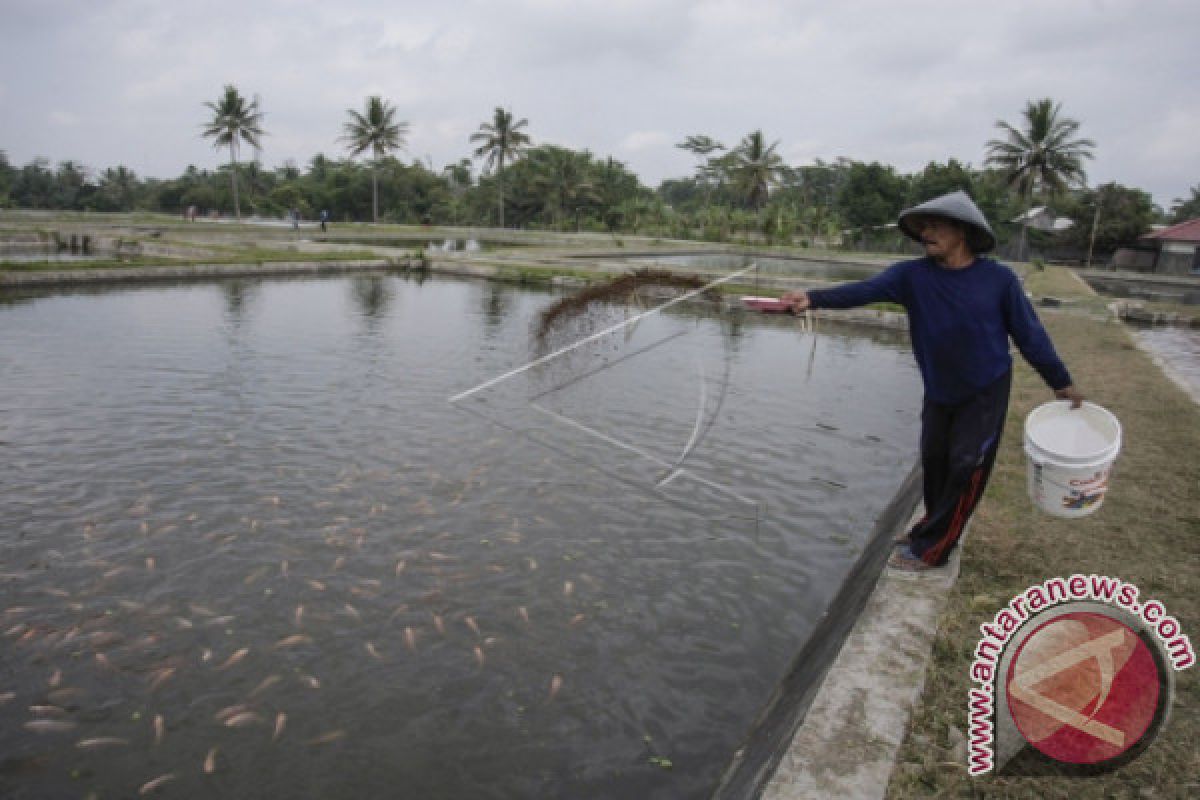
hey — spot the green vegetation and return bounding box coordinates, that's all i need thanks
[0,95,1190,264]
[470,107,532,229]
[342,96,409,223]
[201,85,265,220]
[985,98,1096,260]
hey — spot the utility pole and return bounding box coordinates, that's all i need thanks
[1086,185,1103,269]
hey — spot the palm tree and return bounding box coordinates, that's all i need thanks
[201,85,265,220]
[731,130,785,210]
[342,96,408,223]
[676,135,725,211]
[470,107,531,228]
[985,98,1095,258]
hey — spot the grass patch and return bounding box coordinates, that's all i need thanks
[885,312,1200,798]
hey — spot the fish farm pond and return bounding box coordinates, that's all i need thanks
[1,272,921,798]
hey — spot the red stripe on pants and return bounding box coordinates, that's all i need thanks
[921,465,984,566]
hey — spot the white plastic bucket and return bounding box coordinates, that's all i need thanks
[1023,401,1122,518]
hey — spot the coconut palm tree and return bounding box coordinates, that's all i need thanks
[985,98,1095,258]
[470,107,531,228]
[342,96,408,223]
[201,85,265,220]
[676,135,725,211]
[731,130,785,210]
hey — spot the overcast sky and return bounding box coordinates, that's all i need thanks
[2,0,1197,209]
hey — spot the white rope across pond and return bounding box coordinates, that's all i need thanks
[447,265,757,404]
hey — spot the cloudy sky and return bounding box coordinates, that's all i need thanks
[2,0,1197,208]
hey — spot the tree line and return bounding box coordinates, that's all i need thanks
[2,89,1197,259]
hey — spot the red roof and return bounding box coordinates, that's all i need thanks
[1142,217,1200,243]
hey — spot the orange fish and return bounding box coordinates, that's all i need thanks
[138,773,176,795]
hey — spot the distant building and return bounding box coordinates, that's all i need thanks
[1011,206,1074,232]
[1138,218,1200,275]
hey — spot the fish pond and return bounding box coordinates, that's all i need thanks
[0,272,920,798]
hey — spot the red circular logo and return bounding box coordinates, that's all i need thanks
[1006,611,1161,765]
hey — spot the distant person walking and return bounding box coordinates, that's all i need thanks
[320,209,329,232]
[782,190,1083,573]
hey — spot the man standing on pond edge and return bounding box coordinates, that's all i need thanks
[782,190,1084,573]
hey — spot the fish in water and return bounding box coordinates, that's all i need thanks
[569,614,585,627]
[249,675,282,697]
[153,714,165,745]
[433,614,445,636]
[307,580,326,592]
[224,711,264,728]
[138,774,176,795]
[204,747,219,774]
[273,712,287,741]
[473,646,485,668]
[294,605,305,628]
[518,607,530,624]
[332,556,345,571]
[29,705,67,717]
[299,674,321,689]
[464,616,481,637]
[404,627,417,652]
[281,560,290,578]
[76,737,129,749]
[217,648,250,670]
[145,557,156,572]
[343,604,362,622]
[549,674,564,701]
[48,668,63,688]
[148,667,176,692]
[215,704,249,723]
[308,730,346,746]
[563,581,575,598]
[274,634,312,649]
[394,560,407,575]
[365,642,382,660]
[23,719,77,734]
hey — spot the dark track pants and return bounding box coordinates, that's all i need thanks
[909,371,1012,566]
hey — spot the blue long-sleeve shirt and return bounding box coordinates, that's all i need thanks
[808,257,1072,405]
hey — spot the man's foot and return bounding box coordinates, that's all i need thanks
[888,545,936,573]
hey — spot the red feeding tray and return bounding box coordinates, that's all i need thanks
[741,296,792,313]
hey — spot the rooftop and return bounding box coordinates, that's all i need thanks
[1142,217,1200,243]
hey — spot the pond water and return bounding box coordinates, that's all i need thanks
[0,273,920,799]
[0,252,105,264]
[1134,326,1200,403]
[626,253,883,283]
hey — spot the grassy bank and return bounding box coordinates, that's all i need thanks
[886,309,1200,796]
